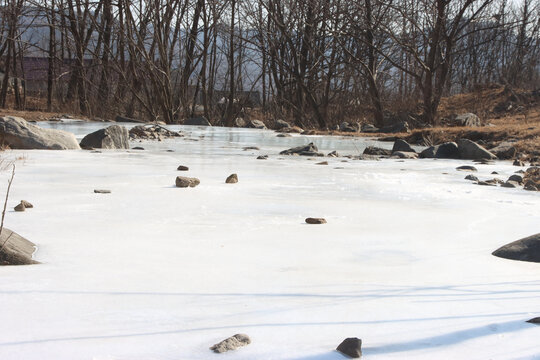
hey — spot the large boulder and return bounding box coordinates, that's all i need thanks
[274,119,291,130]
[492,233,540,263]
[392,139,415,153]
[0,228,39,265]
[489,141,517,160]
[80,125,129,149]
[185,117,211,126]
[0,116,80,150]
[458,139,497,160]
[419,142,460,159]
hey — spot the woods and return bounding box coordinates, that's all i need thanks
[0,0,538,127]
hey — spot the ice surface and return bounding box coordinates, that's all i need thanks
[0,124,539,360]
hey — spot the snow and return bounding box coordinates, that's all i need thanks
[0,124,539,360]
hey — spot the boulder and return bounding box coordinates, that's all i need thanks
[339,121,357,132]
[0,228,39,265]
[457,139,497,160]
[247,119,267,129]
[489,141,517,160]
[492,233,540,263]
[315,161,328,165]
[80,125,129,149]
[456,165,477,172]
[305,218,327,224]
[501,181,519,188]
[210,334,251,353]
[94,189,111,194]
[277,133,292,138]
[363,146,392,156]
[379,121,409,133]
[327,151,339,157]
[225,174,238,184]
[129,125,183,140]
[274,119,291,130]
[361,123,379,133]
[452,113,481,127]
[280,143,323,156]
[391,151,418,159]
[14,203,25,212]
[175,176,200,188]
[177,165,189,171]
[507,174,523,184]
[185,117,211,126]
[419,142,460,159]
[257,155,268,160]
[233,118,246,127]
[465,174,479,181]
[527,317,540,324]
[278,126,303,133]
[0,116,80,150]
[336,337,362,358]
[392,139,415,153]
[20,200,33,208]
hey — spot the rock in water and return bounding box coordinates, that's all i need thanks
[20,200,33,208]
[210,334,251,353]
[336,338,362,358]
[177,165,189,171]
[14,203,25,212]
[0,116,80,150]
[0,228,39,265]
[526,317,540,324]
[456,165,478,172]
[305,218,327,224]
[80,125,129,149]
[392,139,415,153]
[94,189,111,194]
[226,174,238,183]
[492,233,540,263]
[175,176,200,188]
[280,143,323,156]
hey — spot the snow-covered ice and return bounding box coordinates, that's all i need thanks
[0,124,539,360]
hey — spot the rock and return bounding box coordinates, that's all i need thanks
[391,151,418,159]
[275,119,291,130]
[508,174,523,184]
[0,116,80,150]
[339,121,357,132]
[243,146,259,151]
[513,159,525,166]
[336,337,362,358]
[315,161,328,165]
[457,139,497,160]
[247,119,267,129]
[465,174,479,181]
[129,125,183,140]
[524,180,538,191]
[257,155,268,160]
[492,233,540,263]
[277,126,303,133]
[80,125,129,149]
[489,141,517,160]
[0,228,39,265]
[491,171,499,174]
[477,181,497,186]
[392,139,415,153]
[305,217,327,224]
[94,189,111,194]
[14,203,25,212]
[233,118,246,127]
[210,334,251,353]
[527,317,540,324]
[280,143,323,156]
[177,165,189,171]
[419,142,460,159]
[175,176,200,188]
[379,121,409,133]
[452,113,481,127]
[185,116,211,126]
[225,174,238,184]
[132,146,145,150]
[363,146,392,156]
[501,181,519,188]
[277,133,292,138]
[456,165,478,172]
[327,151,339,157]
[361,123,379,133]
[20,200,33,208]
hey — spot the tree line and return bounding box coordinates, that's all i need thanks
[0,0,538,127]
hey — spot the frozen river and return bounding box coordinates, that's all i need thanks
[0,123,539,359]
